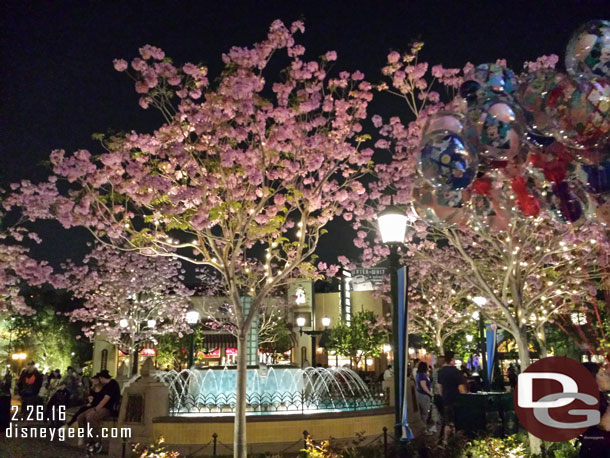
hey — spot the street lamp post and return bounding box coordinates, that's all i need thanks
[186,310,200,368]
[377,202,409,443]
[119,318,140,375]
[297,316,331,366]
[472,297,489,390]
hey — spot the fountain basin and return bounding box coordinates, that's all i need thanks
[152,406,395,455]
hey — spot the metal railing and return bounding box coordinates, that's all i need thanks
[186,427,392,458]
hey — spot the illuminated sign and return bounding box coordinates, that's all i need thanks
[198,348,221,358]
[139,348,156,356]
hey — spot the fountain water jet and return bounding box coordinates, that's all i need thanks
[154,366,386,415]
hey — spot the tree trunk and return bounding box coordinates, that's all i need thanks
[438,335,445,356]
[131,348,139,376]
[515,327,542,455]
[536,326,548,359]
[234,335,248,458]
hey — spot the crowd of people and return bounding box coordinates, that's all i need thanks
[406,353,610,455]
[0,361,121,454]
[408,351,466,442]
[0,363,92,411]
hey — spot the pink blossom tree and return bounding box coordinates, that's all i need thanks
[0,207,54,316]
[351,44,608,452]
[366,44,608,366]
[6,20,373,456]
[556,288,610,362]
[408,256,477,354]
[60,245,193,374]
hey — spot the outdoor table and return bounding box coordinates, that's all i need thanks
[455,391,518,437]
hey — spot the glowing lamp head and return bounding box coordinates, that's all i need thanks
[570,312,587,325]
[296,316,306,328]
[473,296,488,307]
[377,204,408,244]
[185,310,200,325]
[119,319,129,328]
[466,334,474,342]
[321,316,331,328]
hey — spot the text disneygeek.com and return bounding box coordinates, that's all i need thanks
[5,424,132,441]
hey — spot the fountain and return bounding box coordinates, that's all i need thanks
[154,366,386,416]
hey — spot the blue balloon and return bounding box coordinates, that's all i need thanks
[550,182,584,223]
[579,162,610,194]
[418,132,478,191]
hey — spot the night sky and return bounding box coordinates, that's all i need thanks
[2,1,610,268]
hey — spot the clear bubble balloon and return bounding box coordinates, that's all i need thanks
[468,193,496,218]
[412,184,467,227]
[544,181,586,223]
[544,74,610,149]
[467,99,527,162]
[421,112,465,138]
[418,131,478,191]
[516,68,563,138]
[565,20,610,78]
[467,63,519,95]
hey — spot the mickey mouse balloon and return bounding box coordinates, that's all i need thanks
[470,100,526,162]
[418,131,477,191]
[565,20,610,78]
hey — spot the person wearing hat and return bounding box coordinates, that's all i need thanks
[77,370,120,451]
[64,373,103,429]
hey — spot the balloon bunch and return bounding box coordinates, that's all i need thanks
[415,20,610,229]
